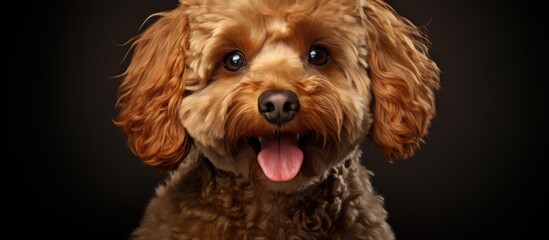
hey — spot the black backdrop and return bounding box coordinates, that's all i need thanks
[13,0,546,239]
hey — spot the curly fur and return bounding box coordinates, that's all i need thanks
[115,0,440,239]
[131,147,391,239]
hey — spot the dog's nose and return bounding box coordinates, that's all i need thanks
[258,90,300,126]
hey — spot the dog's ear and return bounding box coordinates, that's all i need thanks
[115,8,191,170]
[362,0,440,160]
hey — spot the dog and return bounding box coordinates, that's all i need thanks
[115,0,440,239]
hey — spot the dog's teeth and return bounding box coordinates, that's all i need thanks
[258,137,262,143]
[297,134,300,141]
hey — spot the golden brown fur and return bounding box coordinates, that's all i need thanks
[115,0,440,239]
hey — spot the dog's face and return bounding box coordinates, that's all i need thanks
[179,0,373,191]
[116,0,440,192]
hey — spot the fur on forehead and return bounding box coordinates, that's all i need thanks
[182,0,368,90]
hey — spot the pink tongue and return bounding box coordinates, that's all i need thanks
[257,134,304,182]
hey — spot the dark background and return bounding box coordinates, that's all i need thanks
[13,0,546,239]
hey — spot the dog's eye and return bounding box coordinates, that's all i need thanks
[223,51,246,72]
[308,46,330,66]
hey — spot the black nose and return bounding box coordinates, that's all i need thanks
[258,90,300,126]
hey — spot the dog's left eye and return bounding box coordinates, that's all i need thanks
[308,46,330,66]
[223,51,246,72]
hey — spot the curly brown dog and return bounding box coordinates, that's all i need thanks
[115,0,440,239]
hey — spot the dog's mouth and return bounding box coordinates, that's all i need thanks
[247,132,314,182]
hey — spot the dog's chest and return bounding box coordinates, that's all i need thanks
[167,163,350,239]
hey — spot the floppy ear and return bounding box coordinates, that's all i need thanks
[362,0,440,160]
[115,8,191,170]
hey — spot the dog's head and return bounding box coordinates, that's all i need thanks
[116,0,440,192]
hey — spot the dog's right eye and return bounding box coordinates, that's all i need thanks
[223,51,246,72]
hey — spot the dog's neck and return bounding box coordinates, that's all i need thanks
[153,146,383,237]
[173,146,362,221]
